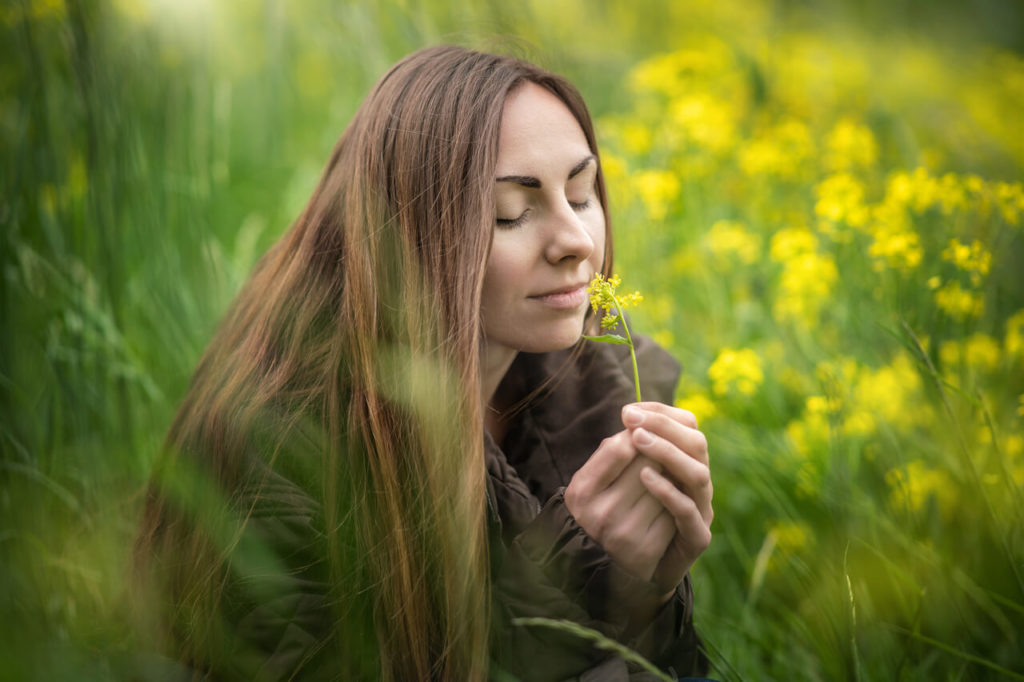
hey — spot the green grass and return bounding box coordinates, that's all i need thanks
[2,0,1022,679]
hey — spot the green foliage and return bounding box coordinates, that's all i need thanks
[2,0,1023,679]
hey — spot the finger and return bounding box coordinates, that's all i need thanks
[627,401,698,429]
[632,428,713,523]
[624,407,709,467]
[601,496,675,580]
[641,466,714,541]
[582,453,660,528]
[572,430,637,494]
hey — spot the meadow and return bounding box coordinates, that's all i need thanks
[2,0,1022,679]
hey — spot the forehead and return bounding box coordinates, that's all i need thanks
[495,82,591,173]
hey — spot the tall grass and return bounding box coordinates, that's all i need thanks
[2,0,1022,679]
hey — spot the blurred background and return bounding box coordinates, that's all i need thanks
[2,0,1023,679]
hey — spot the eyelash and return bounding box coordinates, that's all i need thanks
[495,198,593,229]
[497,209,530,229]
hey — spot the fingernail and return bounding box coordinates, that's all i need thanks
[634,427,654,446]
[623,406,644,427]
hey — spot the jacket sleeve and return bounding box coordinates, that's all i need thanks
[491,492,706,681]
[489,336,708,680]
[487,460,706,679]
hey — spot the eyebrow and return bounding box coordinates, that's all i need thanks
[496,154,596,188]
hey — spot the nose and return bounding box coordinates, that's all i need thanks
[543,202,597,264]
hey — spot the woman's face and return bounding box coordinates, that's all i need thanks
[480,83,606,360]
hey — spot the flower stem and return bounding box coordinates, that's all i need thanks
[611,292,642,402]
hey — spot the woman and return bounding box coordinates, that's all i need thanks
[136,45,712,681]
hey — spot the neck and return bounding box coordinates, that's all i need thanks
[481,343,517,438]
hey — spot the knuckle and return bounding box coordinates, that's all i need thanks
[676,408,698,429]
[591,505,614,537]
[692,468,712,492]
[700,527,712,550]
[693,430,709,455]
[564,484,580,509]
[603,526,627,551]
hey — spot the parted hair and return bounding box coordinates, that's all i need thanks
[136,45,612,680]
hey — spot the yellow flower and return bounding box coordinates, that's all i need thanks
[935,173,968,215]
[964,334,1001,372]
[942,238,992,277]
[769,227,818,263]
[869,228,923,272]
[708,347,764,397]
[886,460,957,518]
[939,339,961,368]
[631,169,680,222]
[769,520,811,554]
[674,393,717,422]
[1005,309,1024,359]
[934,281,984,319]
[668,93,738,153]
[705,220,762,266]
[584,274,644,402]
[773,252,838,326]
[587,274,642,330]
[825,118,878,171]
[993,181,1024,225]
[890,167,939,213]
[621,122,653,155]
[739,119,815,179]
[815,173,869,227]
[851,353,925,431]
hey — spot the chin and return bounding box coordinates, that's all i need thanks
[519,320,586,354]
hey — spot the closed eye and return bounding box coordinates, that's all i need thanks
[497,208,530,229]
[569,198,592,211]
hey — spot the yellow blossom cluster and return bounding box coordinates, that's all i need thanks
[673,392,717,423]
[824,118,878,172]
[993,181,1024,225]
[939,333,1002,373]
[630,169,680,223]
[768,228,837,326]
[586,274,642,331]
[941,238,992,287]
[739,119,815,180]
[814,173,869,228]
[708,347,764,396]
[705,220,762,266]
[885,460,958,519]
[786,353,927,466]
[761,520,813,572]
[769,520,811,555]
[596,29,1024,679]
[934,281,985,319]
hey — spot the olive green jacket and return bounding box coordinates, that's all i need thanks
[485,337,708,681]
[145,337,707,681]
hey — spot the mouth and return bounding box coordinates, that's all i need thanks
[529,283,589,309]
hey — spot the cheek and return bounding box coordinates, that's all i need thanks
[481,249,517,309]
[589,214,608,264]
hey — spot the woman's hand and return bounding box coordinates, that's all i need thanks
[563,409,677,584]
[629,402,713,592]
[564,402,713,593]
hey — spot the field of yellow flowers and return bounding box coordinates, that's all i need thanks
[601,30,1024,681]
[1,0,1022,679]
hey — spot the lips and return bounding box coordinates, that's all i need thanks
[528,282,589,310]
[530,281,590,298]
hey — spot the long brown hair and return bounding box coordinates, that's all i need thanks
[136,45,612,680]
